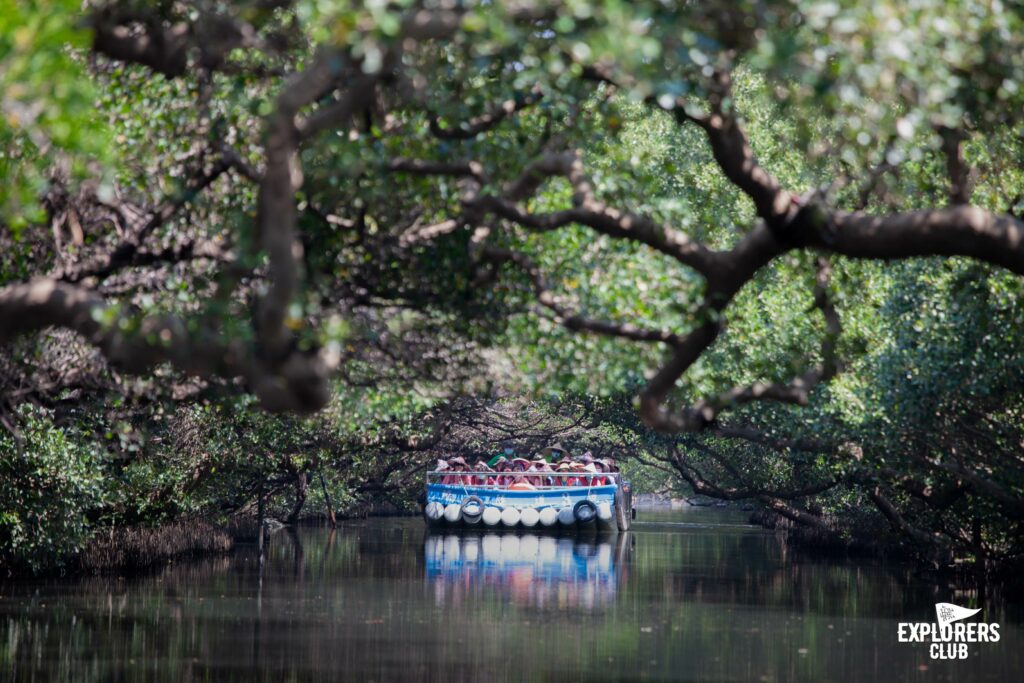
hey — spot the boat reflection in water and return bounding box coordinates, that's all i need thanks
[425,532,631,610]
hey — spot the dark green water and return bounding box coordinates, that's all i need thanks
[1,508,1020,681]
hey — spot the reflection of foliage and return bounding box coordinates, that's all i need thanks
[0,522,960,681]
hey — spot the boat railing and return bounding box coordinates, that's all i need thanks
[426,470,620,490]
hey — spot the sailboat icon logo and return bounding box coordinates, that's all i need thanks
[935,603,982,627]
[898,602,998,659]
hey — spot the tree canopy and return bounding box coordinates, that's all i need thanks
[2,1,1024,575]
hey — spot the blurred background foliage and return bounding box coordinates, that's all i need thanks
[0,0,1022,579]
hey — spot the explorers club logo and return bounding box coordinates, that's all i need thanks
[897,603,1001,660]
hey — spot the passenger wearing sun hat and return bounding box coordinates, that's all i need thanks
[445,456,472,484]
[488,442,516,467]
[529,455,555,486]
[489,457,511,486]
[540,443,570,461]
[562,461,583,486]
[554,460,573,486]
[489,456,508,486]
[439,458,460,485]
[509,456,536,490]
[473,459,494,485]
[504,457,530,489]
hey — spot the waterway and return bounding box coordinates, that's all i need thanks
[1,508,1020,681]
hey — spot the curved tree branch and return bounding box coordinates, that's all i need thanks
[470,150,717,276]
[429,87,543,140]
[479,244,684,345]
[2,6,466,415]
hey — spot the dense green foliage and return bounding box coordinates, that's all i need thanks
[0,406,103,573]
[1,1,1023,577]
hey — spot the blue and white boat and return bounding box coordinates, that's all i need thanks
[422,470,634,532]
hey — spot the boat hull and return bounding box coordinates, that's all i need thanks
[423,483,625,532]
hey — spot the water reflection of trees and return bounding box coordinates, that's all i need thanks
[628,529,940,619]
[424,533,631,611]
[3,521,1022,682]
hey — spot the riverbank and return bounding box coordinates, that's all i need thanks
[750,508,1024,599]
[74,520,234,574]
[7,503,1020,595]
[4,508,406,578]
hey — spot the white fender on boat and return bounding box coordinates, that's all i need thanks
[596,502,613,521]
[557,507,576,526]
[500,507,521,527]
[519,507,540,527]
[425,501,444,520]
[538,507,559,527]
[482,506,502,526]
[443,503,462,523]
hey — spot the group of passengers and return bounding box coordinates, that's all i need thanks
[435,444,617,489]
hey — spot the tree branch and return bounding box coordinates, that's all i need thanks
[866,485,950,548]
[938,126,974,206]
[429,87,543,140]
[695,71,795,226]
[794,206,1024,275]
[471,150,716,276]
[480,244,684,345]
[56,151,242,284]
[90,14,191,78]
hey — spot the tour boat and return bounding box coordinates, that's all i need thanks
[422,470,635,532]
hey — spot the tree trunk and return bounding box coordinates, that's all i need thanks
[287,472,307,524]
[319,470,337,528]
